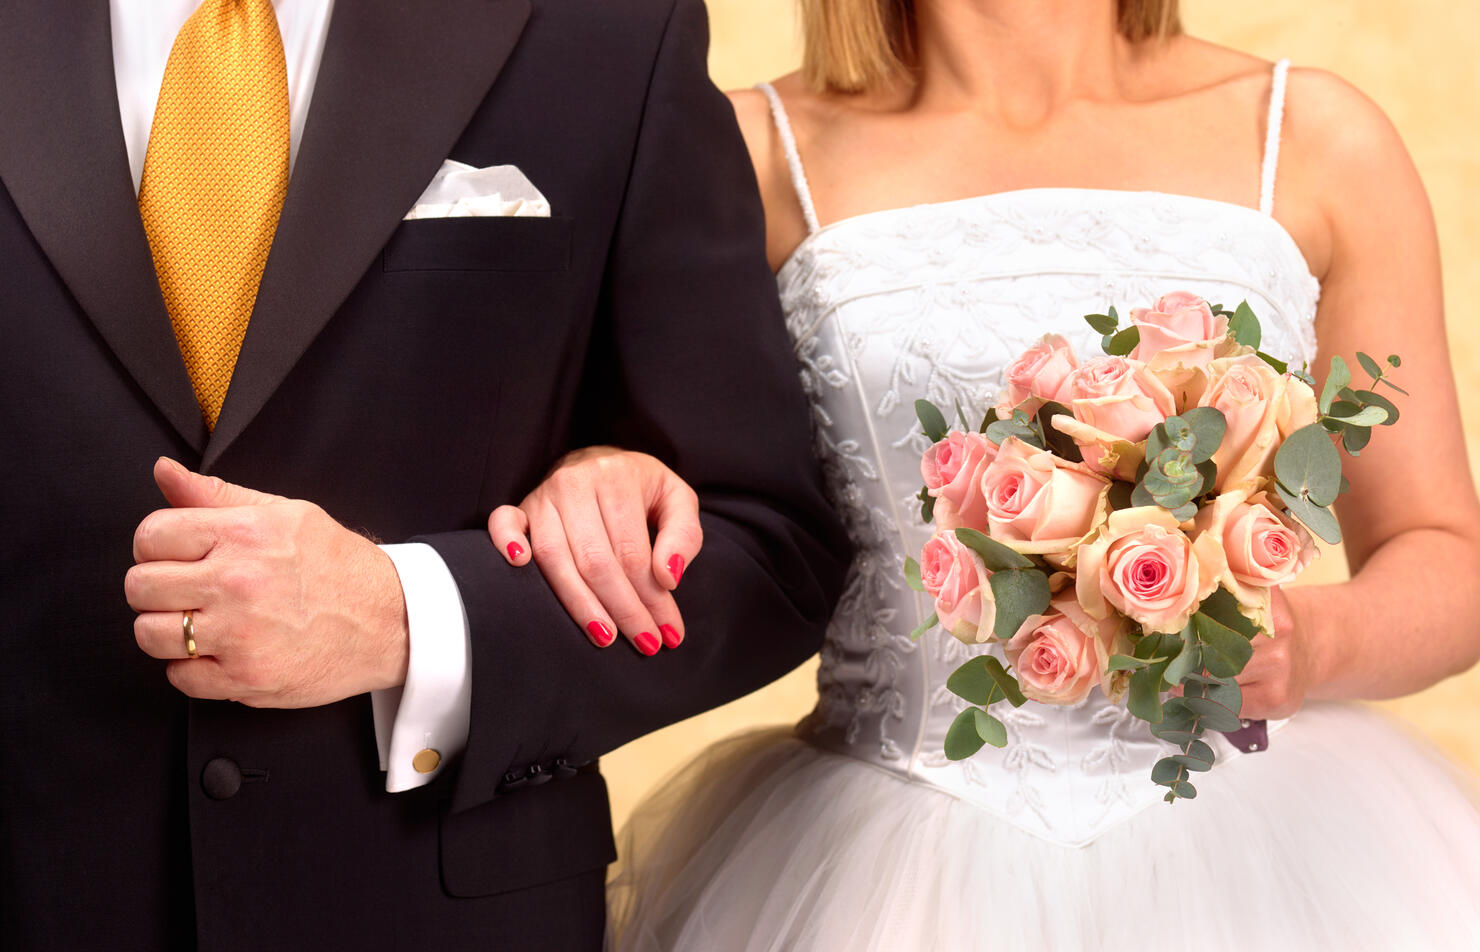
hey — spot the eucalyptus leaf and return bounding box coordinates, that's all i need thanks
[1343,425,1372,455]
[1145,422,1171,463]
[979,406,1000,433]
[944,708,988,760]
[1198,588,1260,638]
[1174,739,1217,772]
[1149,701,1198,745]
[1130,481,1158,509]
[1106,326,1141,356]
[1085,312,1119,335]
[1128,666,1166,724]
[908,611,939,641]
[1388,354,1402,368]
[989,569,1052,640]
[1037,402,1083,462]
[1353,389,1400,426]
[946,657,997,706]
[1108,481,1136,511]
[1170,780,1198,800]
[1335,406,1389,428]
[1274,422,1343,507]
[1179,695,1243,732]
[915,399,949,442]
[1106,654,1149,673]
[954,528,1035,571]
[1169,501,1198,523]
[904,556,925,593]
[1319,355,1352,415]
[1163,637,1199,687]
[1256,351,1289,374]
[973,709,1009,748]
[1193,612,1255,676]
[1179,407,1228,463]
[1275,482,1342,545]
[1229,301,1262,349]
[919,487,936,524]
[1357,351,1384,381]
[983,655,1029,707]
[985,418,1042,449]
[1152,757,1185,785]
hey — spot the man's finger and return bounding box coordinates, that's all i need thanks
[124,561,216,612]
[133,508,219,563]
[135,609,217,660]
[154,457,281,510]
[164,657,236,700]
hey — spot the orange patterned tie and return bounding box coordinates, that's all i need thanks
[138,0,290,430]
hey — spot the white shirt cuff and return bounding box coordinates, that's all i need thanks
[371,542,472,793]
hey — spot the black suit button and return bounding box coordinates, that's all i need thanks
[201,758,243,800]
[551,758,578,780]
[526,763,551,787]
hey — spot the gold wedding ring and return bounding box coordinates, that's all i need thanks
[183,610,199,659]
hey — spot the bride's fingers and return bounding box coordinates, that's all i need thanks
[597,479,686,649]
[550,492,663,657]
[523,501,620,650]
[488,505,532,565]
[648,477,702,592]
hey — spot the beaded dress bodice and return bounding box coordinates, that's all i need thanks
[759,63,1321,846]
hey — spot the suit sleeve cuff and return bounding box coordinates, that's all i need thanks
[370,542,472,793]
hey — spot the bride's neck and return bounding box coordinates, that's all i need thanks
[910,0,1136,121]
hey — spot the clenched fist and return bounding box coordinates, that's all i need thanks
[126,458,409,708]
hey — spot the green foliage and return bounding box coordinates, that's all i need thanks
[1273,422,1343,544]
[945,708,987,760]
[946,655,1027,708]
[1128,665,1165,723]
[974,709,1009,748]
[1228,301,1262,349]
[1193,612,1254,677]
[985,409,1044,449]
[979,406,1000,433]
[1037,401,1083,463]
[1085,312,1119,335]
[916,399,949,442]
[954,528,1035,571]
[1105,326,1140,356]
[908,611,939,642]
[918,486,937,524]
[988,568,1052,640]
[1256,351,1289,374]
[1199,588,1261,638]
[1319,355,1352,415]
[904,556,925,592]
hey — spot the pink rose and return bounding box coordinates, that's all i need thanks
[1061,356,1177,444]
[1076,507,1225,634]
[1197,355,1319,491]
[996,334,1079,415]
[920,531,997,644]
[1006,595,1125,705]
[921,432,997,531]
[979,437,1110,560]
[1130,291,1228,369]
[1194,490,1317,631]
[1048,415,1146,482]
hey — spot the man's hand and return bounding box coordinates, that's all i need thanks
[126,458,409,708]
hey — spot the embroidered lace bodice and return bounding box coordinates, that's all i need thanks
[759,62,1322,847]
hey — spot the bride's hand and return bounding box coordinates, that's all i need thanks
[488,447,702,656]
[1234,588,1317,719]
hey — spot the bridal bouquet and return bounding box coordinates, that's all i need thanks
[906,291,1404,801]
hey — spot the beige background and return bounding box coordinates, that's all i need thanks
[604,0,1480,828]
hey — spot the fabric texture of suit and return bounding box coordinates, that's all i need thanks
[0,0,851,948]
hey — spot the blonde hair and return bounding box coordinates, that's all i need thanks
[801,0,1182,93]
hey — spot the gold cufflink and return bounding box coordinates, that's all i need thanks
[412,748,442,774]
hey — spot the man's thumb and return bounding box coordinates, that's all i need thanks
[154,457,280,509]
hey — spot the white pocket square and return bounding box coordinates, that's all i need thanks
[403,161,551,220]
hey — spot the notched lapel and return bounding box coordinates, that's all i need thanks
[203,0,534,470]
[0,1,209,452]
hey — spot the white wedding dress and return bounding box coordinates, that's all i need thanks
[608,62,1480,951]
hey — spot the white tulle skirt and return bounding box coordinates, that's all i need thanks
[608,702,1480,951]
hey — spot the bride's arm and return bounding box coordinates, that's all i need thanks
[1245,69,1480,717]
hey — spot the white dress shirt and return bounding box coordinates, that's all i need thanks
[110,0,473,792]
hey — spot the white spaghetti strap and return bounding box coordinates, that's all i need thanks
[755,82,822,235]
[1258,59,1291,216]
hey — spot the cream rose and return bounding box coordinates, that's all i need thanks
[1076,507,1225,634]
[921,431,997,531]
[1130,291,1229,370]
[1196,354,1319,491]
[919,531,997,644]
[1006,595,1127,705]
[979,437,1110,561]
[1061,356,1177,445]
[1194,490,1317,631]
[995,334,1079,415]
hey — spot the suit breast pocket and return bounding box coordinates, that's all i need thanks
[382,217,573,273]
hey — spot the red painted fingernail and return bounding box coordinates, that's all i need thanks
[586,621,616,647]
[506,541,525,562]
[635,631,660,656]
[668,554,685,586]
[660,624,683,649]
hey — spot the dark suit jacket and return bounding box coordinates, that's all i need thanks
[0,1,850,948]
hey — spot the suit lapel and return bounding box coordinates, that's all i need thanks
[202,0,533,470]
[0,0,209,452]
